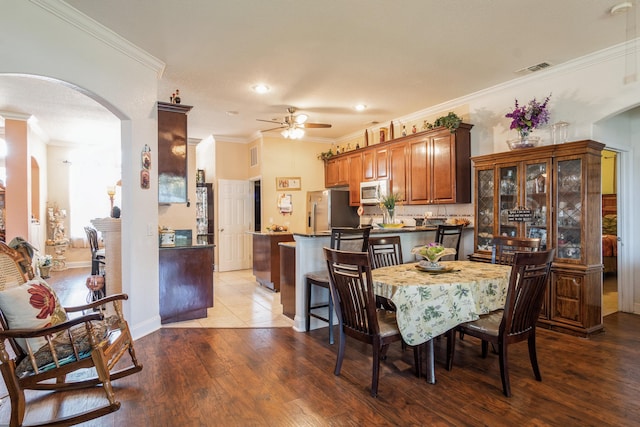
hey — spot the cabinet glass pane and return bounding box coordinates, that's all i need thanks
[498,166,518,238]
[525,162,548,250]
[476,169,494,250]
[556,159,582,259]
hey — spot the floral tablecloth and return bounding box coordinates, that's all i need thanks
[371,261,511,346]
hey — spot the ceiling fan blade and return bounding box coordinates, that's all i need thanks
[302,123,332,128]
[257,119,284,125]
[260,125,287,132]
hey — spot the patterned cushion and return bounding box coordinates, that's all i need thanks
[15,315,118,378]
[0,277,67,352]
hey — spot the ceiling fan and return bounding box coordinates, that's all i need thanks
[257,107,331,139]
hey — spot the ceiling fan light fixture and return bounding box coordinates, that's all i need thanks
[252,84,270,94]
[295,114,308,124]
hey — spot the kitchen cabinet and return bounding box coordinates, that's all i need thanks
[470,140,605,336]
[325,156,349,188]
[159,245,214,324]
[252,232,294,291]
[323,124,472,206]
[389,141,408,200]
[348,152,362,205]
[279,242,296,319]
[157,102,193,204]
[408,124,472,204]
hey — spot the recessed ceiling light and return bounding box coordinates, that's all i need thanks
[226,110,239,116]
[252,84,270,94]
[354,104,367,111]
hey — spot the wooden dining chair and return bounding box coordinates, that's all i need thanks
[305,227,371,344]
[446,249,555,397]
[323,247,421,397]
[491,236,540,265]
[435,224,464,260]
[368,235,402,311]
[0,240,142,426]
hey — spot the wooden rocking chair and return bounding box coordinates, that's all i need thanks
[0,241,142,426]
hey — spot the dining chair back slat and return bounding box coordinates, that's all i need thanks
[435,224,464,261]
[368,236,403,269]
[491,236,540,265]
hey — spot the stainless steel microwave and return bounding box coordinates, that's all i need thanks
[359,180,389,205]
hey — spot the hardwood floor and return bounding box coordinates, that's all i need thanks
[1,269,639,426]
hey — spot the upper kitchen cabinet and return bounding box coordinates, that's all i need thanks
[158,102,193,204]
[348,152,363,205]
[408,124,472,205]
[322,123,472,206]
[324,156,349,188]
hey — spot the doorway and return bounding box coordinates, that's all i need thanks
[601,149,618,316]
[254,180,261,232]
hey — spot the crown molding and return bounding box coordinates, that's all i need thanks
[30,0,166,78]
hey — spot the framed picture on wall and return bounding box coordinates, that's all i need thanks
[276,177,301,191]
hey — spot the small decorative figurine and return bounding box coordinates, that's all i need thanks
[174,89,181,104]
[402,125,407,137]
[412,125,417,134]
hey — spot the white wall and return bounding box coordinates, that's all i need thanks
[1,0,164,338]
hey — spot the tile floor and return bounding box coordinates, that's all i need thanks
[603,273,619,317]
[162,269,295,329]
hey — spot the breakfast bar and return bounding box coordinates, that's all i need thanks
[291,227,474,333]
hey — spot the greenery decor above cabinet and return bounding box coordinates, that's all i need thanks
[323,124,472,207]
[470,140,605,337]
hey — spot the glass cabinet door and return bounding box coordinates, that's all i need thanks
[524,161,549,250]
[476,168,495,251]
[498,165,518,238]
[556,158,582,260]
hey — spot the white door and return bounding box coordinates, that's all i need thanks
[217,179,253,271]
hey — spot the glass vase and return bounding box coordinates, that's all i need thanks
[383,207,395,224]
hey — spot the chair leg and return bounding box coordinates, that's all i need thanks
[371,343,381,397]
[334,327,346,376]
[498,341,511,397]
[305,279,312,332]
[413,343,423,378]
[446,328,456,371]
[481,340,489,358]
[328,290,334,345]
[528,333,542,381]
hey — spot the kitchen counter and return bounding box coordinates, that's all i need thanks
[159,244,215,324]
[251,232,294,291]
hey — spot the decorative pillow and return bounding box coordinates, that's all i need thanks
[0,277,67,353]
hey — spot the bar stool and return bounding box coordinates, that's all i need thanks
[435,224,464,260]
[305,227,371,344]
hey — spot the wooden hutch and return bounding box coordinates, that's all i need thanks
[470,140,604,336]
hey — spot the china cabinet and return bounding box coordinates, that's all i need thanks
[195,183,214,245]
[470,140,605,336]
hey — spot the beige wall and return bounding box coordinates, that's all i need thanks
[602,149,616,195]
[259,136,327,233]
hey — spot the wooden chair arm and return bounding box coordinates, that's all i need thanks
[64,293,129,313]
[0,313,104,340]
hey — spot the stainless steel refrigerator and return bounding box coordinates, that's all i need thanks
[306,189,359,234]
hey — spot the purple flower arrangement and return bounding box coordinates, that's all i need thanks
[505,94,551,138]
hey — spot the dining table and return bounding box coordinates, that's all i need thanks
[370,260,512,384]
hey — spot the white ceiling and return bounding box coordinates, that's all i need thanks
[0,0,635,145]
